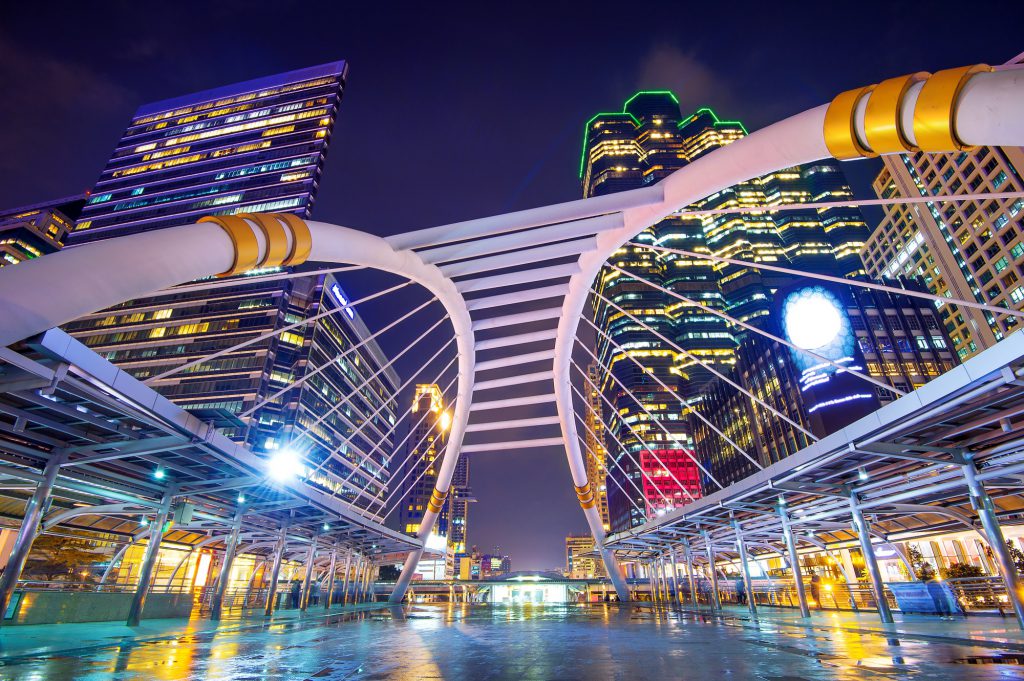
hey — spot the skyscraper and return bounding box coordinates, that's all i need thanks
[61,63,401,515]
[0,195,84,267]
[582,92,872,531]
[566,534,605,579]
[863,146,1024,360]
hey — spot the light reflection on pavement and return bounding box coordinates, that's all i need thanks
[1,603,1022,680]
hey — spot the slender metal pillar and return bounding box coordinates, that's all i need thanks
[963,460,1024,629]
[264,525,289,617]
[702,529,720,610]
[683,539,698,607]
[324,549,338,611]
[732,518,757,616]
[777,501,810,618]
[366,563,377,602]
[849,491,893,623]
[658,557,669,602]
[353,556,364,603]
[127,489,173,626]
[300,535,318,611]
[340,553,352,605]
[210,505,246,621]
[669,551,680,605]
[0,453,65,623]
[647,562,657,602]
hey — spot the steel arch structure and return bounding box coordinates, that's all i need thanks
[1,62,1023,606]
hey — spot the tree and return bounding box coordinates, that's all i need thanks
[1006,540,1024,575]
[23,535,105,582]
[908,546,935,581]
[377,564,401,581]
[941,562,984,579]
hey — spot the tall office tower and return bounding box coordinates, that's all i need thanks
[692,280,959,487]
[447,452,471,556]
[863,146,1024,361]
[61,63,401,514]
[566,534,606,579]
[583,362,611,531]
[0,195,84,267]
[582,92,872,530]
[397,385,450,537]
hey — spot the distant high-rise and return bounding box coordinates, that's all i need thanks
[397,385,450,537]
[863,146,1024,360]
[581,92,872,531]
[62,63,401,515]
[0,195,84,267]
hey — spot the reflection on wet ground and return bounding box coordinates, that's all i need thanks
[1,603,1023,679]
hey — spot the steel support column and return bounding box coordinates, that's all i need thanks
[341,553,352,605]
[647,562,657,602]
[353,557,364,603]
[210,505,245,621]
[683,539,698,608]
[849,491,893,624]
[300,535,318,611]
[324,549,338,610]
[264,525,289,617]
[702,529,720,610]
[127,489,173,626]
[0,452,65,623]
[963,459,1024,629]
[778,501,810,618]
[732,518,757,616]
[669,551,680,605]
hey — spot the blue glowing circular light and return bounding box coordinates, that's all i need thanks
[783,289,843,350]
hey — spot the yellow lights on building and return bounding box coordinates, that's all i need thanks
[412,383,444,413]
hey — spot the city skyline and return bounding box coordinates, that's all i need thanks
[2,3,1023,570]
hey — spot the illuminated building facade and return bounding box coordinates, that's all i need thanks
[582,91,873,531]
[693,280,958,487]
[60,63,402,513]
[565,534,605,579]
[0,195,84,267]
[583,362,611,530]
[397,385,450,537]
[863,146,1024,360]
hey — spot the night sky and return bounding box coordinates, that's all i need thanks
[3,1,1022,569]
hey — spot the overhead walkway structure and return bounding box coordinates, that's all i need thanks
[0,61,1023,621]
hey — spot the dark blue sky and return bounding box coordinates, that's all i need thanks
[2,0,1022,569]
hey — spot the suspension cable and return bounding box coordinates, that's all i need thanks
[573,334,736,485]
[375,377,461,520]
[156,264,368,296]
[634,241,1024,320]
[309,338,458,482]
[566,377,674,505]
[350,356,460,515]
[570,355,700,500]
[240,296,438,417]
[602,265,904,397]
[573,401,656,516]
[585,294,816,440]
[672,189,1024,220]
[570,358,705,499]
[147,281,413,383]
[577,418,651,521]
[287,316,451,458]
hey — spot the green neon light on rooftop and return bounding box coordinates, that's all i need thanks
[579,92,748,179]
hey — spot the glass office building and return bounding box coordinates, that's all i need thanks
[62,62,401,514]
[581,92,872,531]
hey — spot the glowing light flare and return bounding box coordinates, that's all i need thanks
[439,410,452,432]
[784,290,843,350]
[267,448,305,482]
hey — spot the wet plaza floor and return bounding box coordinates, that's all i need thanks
[1,604,1023,680]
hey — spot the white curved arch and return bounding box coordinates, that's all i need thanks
[551,65,1024,596]
[0,220,474,606]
